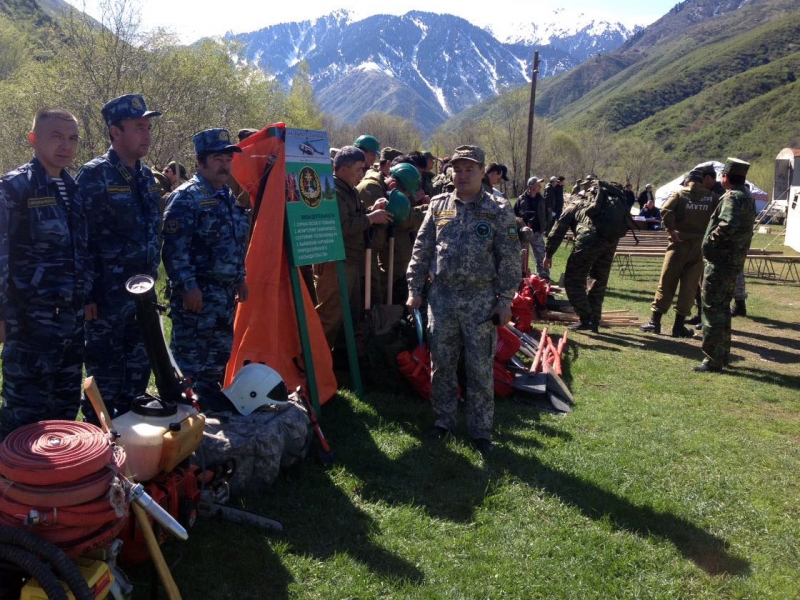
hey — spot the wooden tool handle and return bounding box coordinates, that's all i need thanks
[83,377,183,600]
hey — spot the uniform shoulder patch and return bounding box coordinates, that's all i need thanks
[163,220,179,234]
[507,226,518,240]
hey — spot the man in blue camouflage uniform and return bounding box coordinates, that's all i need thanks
[162,129,249,410]
[407,145,519,455]
[77,94,162,419]
[0,108,91,439]
[695,158,756,372]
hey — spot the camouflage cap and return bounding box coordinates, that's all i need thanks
[102,94,161,126]
[723,157,750,177]
[237,128,259,142]
[380,147,403,162]
[193,128,242,156]
[451,145,485,165]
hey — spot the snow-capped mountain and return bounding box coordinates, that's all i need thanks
[226,10,641,131]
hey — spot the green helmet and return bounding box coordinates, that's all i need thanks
[386,188,410,222]
[389,163,421,195]
[354,135,380,154]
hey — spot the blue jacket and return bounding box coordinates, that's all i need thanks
[0,157,91,319]
[161,173,248,292]
[76,148,161,303]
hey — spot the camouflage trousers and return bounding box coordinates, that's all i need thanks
[651,236,703,316]
[734,271,747,301]
[701,262,738,367]
[0,301,84,441]
[200,398,311,495]
[83,296,150,421]
[428,284,497,440]
[564,236,619,322]
[170,282,236,410]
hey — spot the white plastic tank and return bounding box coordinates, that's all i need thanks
[113,395,198,481]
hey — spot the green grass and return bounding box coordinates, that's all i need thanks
[143,240,800,600]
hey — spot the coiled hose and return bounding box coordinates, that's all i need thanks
[0,525,92,600]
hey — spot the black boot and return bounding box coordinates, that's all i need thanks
[693,359,723,373]
[568,318,598,333]
[640,311,662,334]
[686,313,701,326]
[731,300,747,317]
[671,315,694,338]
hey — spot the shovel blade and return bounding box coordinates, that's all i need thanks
[546,371,575,405]
[547,392,572,413]
[512,372,547,395]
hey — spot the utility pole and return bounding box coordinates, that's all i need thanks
[524,51,539,180]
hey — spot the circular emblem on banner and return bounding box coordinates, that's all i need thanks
[475,221,491,238]
[298,166,322,208]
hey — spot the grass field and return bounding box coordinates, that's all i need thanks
[137,233,800,599]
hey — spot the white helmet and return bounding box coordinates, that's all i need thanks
[222,364,290,415]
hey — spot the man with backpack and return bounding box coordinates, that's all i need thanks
[544,178,630,332]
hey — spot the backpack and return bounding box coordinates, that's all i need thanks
[584,180,630,240]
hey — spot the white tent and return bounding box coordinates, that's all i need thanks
[654,161,768,214]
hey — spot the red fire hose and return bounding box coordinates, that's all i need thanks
[0,421,130,557]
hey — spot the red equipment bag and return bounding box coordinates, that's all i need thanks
[493,360,515,398]
[511,293,534,333]
[495,326,521,362]
[396,345,432,401]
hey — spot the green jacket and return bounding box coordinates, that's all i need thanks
[702,184,756,269]
[335,176,370,267]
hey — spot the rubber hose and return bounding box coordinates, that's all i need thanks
[0,544,68,600]
[0,526,93,600]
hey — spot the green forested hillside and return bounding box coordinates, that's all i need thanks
[438,0,800,192]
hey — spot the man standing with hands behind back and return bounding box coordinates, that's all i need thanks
[0,108,91,440]
[407,145,519,455]
[77,93,162,420]
[162,128,250,410]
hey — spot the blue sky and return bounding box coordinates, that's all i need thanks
[66,0,680,43]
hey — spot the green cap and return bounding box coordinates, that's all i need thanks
[354,135,380,154]
[723,157,750,177]
[386,188,410,222]
[451,145,485,166]
[389,162,421,195]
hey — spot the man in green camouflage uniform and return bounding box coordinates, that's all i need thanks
[640,166,719,337]
[543,178,618,332]
[695,158,756,372]
[407,145,518,455]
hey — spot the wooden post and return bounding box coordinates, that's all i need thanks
[524,51,540,180]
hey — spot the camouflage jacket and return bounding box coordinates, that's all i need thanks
[661,181,719,239]
[162,173,249,291]
[335,176,371,266]
[0,157,91,319]
[407,190,519,302]
[702,184,756,268]
[76,148,161,302]
[545,194,591,257]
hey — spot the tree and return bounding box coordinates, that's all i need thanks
[355,112,421,154]
[0,0,287,173]
[616,137,660,193]
[286,61,322,130]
